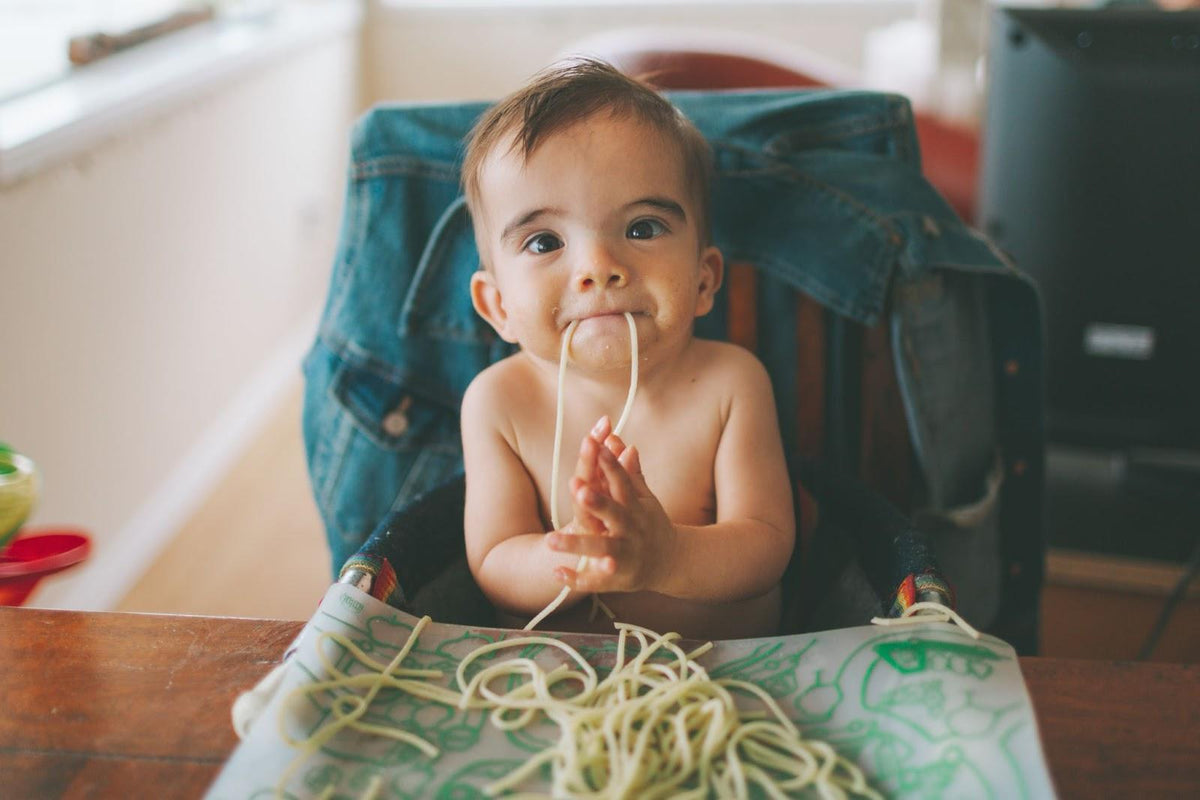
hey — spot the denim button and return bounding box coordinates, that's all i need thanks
[1012,459,1028,477]
[1004,359,1020,376]
[383,396,413,437]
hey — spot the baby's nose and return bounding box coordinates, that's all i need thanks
[576,247,628,290]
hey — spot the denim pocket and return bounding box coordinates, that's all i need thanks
[306,347,464,572]
[912,454,1004,629]
[331,358,460,453]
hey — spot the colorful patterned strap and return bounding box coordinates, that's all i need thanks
[340,553,401,607]
[888,570,956,618]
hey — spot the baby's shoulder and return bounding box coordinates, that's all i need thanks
[464,354,524,401]
[462,354,544,421]
[688,339,772,388]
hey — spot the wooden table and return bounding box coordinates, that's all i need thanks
[2,607,1197,799]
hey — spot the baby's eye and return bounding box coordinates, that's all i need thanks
[627,218,667,240]
[523,233,563,255]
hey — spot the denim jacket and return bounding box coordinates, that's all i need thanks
[302,90,1044,651]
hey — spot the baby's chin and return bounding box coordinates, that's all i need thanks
[565,340,638,374]
[566,321,641,370]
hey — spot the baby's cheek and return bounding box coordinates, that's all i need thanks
[513,324,563,362]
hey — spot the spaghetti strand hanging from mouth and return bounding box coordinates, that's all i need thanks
[526,311,639,632]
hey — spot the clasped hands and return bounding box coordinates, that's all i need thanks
[546,415,677,594]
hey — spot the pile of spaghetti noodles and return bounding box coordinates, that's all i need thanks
[281,617,881,799]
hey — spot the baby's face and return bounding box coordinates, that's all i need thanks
[470,113,722,374]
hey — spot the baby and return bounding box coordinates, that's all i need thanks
[460,59,794,640]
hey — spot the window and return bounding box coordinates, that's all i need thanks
[0,1,242,102]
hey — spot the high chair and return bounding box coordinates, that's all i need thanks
[302,88,1045,653]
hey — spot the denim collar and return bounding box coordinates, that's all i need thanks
[352,91,982,341]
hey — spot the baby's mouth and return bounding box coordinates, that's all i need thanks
[565,312,642,340]
[571,310,643,326]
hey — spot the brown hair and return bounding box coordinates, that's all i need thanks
[462,58,714,254]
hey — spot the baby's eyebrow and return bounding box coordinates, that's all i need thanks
[626,197,687,221]
[501,207,561,243]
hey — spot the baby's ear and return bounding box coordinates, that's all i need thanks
[694,246,725,318]
[470,269,518,343]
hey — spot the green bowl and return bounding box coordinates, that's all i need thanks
[0,449,39,552]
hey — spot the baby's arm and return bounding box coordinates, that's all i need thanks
[461,370,596,616]
[665,354,795,599]
[550,352,795,602]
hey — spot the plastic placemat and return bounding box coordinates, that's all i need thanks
[206,584,1055,799]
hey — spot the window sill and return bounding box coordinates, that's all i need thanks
[0,0,362,187]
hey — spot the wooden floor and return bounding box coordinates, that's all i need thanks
[118,384,1199,660]
[117,381,330,620]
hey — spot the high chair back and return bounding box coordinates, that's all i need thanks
[568,28,981,222]
[302,89,1045,653]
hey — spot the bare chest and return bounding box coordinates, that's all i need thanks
[516,406,721,531]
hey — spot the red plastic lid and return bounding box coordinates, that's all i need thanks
[0,528,91,578]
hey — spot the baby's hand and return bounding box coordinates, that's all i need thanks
[563,416,610,537]
[549,423,677,594]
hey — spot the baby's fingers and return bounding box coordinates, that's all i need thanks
[590,415,612,444]
[574,434,613,500]
[574,434,600,485]
[554,557,616,593]
[618,445,652,498]
[596,445,636,506]
[576,478,633,531]
[568,477,605,534]
[602,432,626,459]
[547,531,621,559]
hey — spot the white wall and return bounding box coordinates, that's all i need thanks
[363,1,918,104]
[0,29,362,609]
